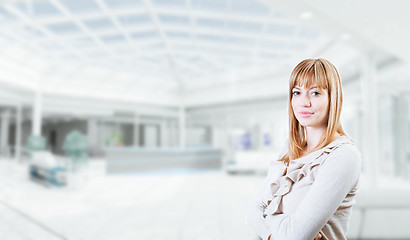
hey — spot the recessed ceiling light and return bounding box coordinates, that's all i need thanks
[300,12,313,20]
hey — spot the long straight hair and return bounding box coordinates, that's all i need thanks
[279,58,347,166]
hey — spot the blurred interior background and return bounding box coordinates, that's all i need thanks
[0,0,409,239]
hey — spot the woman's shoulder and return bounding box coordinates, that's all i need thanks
[327,140,362,167]
[320,139,362,187]
[332,138,360,156]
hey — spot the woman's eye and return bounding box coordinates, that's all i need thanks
[292,91,300,96]
[312,91,321,96]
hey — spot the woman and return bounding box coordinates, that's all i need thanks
[246,58,361,240]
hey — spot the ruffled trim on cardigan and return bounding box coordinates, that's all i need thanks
[262,136,352,217]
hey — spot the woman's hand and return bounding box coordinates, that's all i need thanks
[313,232,322,240]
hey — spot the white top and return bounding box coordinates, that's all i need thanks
[246,136,361,240]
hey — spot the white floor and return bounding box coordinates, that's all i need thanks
[0,159,263,240]
[1,159,410,240]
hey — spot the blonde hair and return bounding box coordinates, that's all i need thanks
[279,58,347,166]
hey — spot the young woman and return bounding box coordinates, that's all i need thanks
[246,58,361,240]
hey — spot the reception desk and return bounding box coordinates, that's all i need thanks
[104,146,223,174]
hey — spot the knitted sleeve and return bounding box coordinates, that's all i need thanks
[264,145,361,240]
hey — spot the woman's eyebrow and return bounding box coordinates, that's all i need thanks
[293,86,318,90]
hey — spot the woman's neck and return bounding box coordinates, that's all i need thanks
[304,127,326,152]
[304,127,341,153]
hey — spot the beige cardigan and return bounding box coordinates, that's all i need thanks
[246,136,361,240]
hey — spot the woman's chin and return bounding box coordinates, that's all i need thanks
[297,121,310,127]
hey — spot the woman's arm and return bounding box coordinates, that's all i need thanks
[246,161,286,240]
[246,177,272,240]
[265,146,361,240]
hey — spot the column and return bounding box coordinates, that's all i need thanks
[14,104,22,161]
[205,125,212,146]
[32,91,43,136]
[360,54,379,187]
[179,105,186,148]
[87,118,97,154]
[392,95,408,178]
[169,120,177,147]
[133,115,140,147]
[160,119,168,147]
[100,121,107,147]
[0,110,10,157]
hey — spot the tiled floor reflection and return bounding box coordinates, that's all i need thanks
[2,159,410,240]
[0,159,262,240]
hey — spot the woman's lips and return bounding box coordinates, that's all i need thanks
[299,111,313,117]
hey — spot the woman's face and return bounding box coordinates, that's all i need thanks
[291,84,329,129]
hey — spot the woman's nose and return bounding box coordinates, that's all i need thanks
[300,94,311,107]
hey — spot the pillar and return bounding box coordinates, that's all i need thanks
[32,91,43,136]
[133,115,140,147]
[360,54,379,187]
[14,104,22,160]
[0,110,10,157]
[179,105,186,148]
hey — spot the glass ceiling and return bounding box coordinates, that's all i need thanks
[0,0,344,106]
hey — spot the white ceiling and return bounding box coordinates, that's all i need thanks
[0,0,406,109]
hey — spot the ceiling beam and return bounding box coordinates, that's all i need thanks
[49,0,116,57]
[28,22,304,44]
[5,6,294,29]
[185,0,196,48]
[95,0,143,69]
[3,4,88,60]
[142,0,183,91]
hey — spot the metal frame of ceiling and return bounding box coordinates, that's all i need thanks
[0,0,367,107]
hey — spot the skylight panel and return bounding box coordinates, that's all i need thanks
[59,0,99,13]
[101,34,126,43]
[46,22,81,34]
[259,40,287,50]
[224,36,255,47]
[87,50,108,58]
[230,0,270,15]
[38,41,62,51]
[117,14,151,26]
[61,53,81,60]
[287,42,308,51]
[158,14,189,25]
[196,33,224,43]
[192,0,227,12]
[130,30,158,39]
[196,18,225,28]
[137,38,163,48]
[259,52,280,60]
[166,31,190,39]
[227,20,263,33]
[104,0,143,9]
[83,17,115,30]
[0,7,18,20]
[298,29,319,39]
[267,23,296,37]
[151,0,185,7]
[68,37,95,48]
[18,26,45,39]
[14,1,60,17]
[141,42,165,51]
